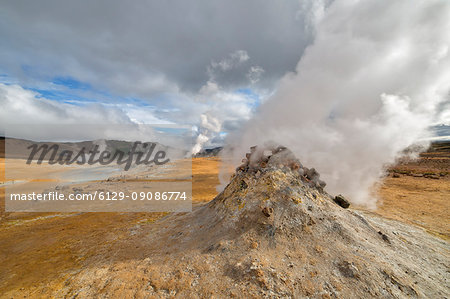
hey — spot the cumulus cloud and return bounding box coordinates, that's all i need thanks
[226,0,450,207]
[0,83,195,150]
[210,50,249,72]
[0,0,312,95]
[247,66,265,84]
[0,83,131,127]
[0,0,318,151]
[436,101,450,125]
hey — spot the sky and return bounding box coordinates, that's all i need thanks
[0,0,327,148]
[0,0,448,148]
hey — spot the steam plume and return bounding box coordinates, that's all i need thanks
[191,113,222,155]
[225,0,450,207]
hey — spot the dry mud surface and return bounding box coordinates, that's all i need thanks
[0,144,449,298]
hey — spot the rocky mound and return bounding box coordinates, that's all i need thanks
[58,146,448,298]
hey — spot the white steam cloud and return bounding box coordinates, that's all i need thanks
[192,50,259,154]
[225,0,450,207]
[191,113,222,155]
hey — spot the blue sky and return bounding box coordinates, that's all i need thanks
[0,67,265,147]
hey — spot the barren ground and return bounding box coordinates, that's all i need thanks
[0,144,448,297]
[375,143,450,240]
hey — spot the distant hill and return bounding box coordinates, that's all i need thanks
[193,146,223,158]
[0,137,186,160]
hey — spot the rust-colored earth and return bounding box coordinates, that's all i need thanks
[0,146,449,296]
[374,143,450,240]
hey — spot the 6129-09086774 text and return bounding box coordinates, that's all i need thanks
[9,191,188,201]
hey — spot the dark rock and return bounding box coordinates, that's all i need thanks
[378,231,391,244]
[236,165,248,172]
[262,207,273,217]
[239,180,248,190]
[288,160,301,170]
[337,261,359,278]
[316,179,326,190]
[333,194,350,209]
[305,168,319,180]
[393,173,400,178]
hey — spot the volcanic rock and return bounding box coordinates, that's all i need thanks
[60,146,449,298]
[261,207,273,217]
[334,194,351,209]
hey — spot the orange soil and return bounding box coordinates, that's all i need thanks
[376,175,449,239]
[0,155,448,295]
[192,157,221,202]
[0,158,220,295]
